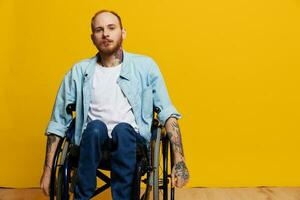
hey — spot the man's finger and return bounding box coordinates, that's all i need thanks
[171,170,175,187]
[177,176,188,188]
[46,189,49,196]
[42,187,47,196]
[41,184,49,196]
[175,177,182,188]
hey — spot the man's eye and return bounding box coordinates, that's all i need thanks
[95,29,103,32]
[109,27,115,30]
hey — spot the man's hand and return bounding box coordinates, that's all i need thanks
[165,117,190,188]
[40,134,61,196]
[40,167,52,196]
[171,160,190,188]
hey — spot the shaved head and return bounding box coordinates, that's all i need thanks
[91,10,123,33]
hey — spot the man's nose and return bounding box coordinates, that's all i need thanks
[103,29,110,37]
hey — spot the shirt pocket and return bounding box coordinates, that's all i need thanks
[141,85,153,121]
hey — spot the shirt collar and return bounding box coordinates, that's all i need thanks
[85,49,130,81]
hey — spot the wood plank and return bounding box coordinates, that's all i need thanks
[0,187,300,200]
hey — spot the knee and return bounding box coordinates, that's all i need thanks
[84,120,107,139]
[111,122,134,139]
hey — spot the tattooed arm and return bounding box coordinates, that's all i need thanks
[165,117,190,188]
[40,134,62,196]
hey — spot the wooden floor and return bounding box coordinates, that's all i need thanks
[0,187,300,200]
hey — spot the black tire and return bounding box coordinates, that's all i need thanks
[50,138,64,200]
[161,134,175,200]
[152,128,175,200]
[50,139,74,200]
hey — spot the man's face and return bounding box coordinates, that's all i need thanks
[91,12,126,55]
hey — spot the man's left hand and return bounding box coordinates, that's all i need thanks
[171,159,190,188]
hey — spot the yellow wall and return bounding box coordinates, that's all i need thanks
[1,0,300,188]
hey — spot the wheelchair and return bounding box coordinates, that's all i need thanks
[49,104,176,200]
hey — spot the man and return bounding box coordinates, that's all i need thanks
[40,10,189,200]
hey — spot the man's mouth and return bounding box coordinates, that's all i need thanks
[103,39,112,43]
[102,40,112,46]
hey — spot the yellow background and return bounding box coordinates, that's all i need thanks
[1,0,300,188]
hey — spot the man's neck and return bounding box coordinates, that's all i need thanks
[98,48,123,67]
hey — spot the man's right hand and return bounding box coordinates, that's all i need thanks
[41,133,61,196]
[40,168,51,196]
[40,167,52,196]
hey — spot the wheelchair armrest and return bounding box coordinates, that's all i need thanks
[150,117,166,141]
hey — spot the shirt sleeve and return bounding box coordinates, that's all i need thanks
[148,58,182,126]
[45,67,77,138]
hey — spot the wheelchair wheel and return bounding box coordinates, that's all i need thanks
[50,138,63,200]
[134,126,175,200]
[152,128,175,200]
[50,138,76,200]
[50,127,173,200]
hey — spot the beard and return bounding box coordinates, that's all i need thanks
[97,36,123,55]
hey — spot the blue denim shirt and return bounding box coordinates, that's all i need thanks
[45,50,181,145]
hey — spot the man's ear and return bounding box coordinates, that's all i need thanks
[90,34,95,45]
[122,28,126,40]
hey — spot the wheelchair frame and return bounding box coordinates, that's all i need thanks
[49,104,175,200]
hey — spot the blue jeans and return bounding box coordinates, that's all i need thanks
[74,120,146,200]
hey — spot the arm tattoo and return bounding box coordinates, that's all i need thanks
[167,119,189,182]
[167,120,184,157]
[175,161,189,181]
[44,134,58,169]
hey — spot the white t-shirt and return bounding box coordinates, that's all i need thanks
[87,62,139,138]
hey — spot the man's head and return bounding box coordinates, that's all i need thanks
[91,10,126,55]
